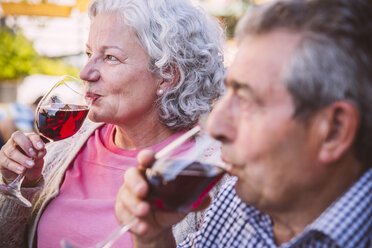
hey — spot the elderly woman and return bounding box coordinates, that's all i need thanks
[0,0,225,247]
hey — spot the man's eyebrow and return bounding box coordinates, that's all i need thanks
[225,78,254,94]
[225,78,263,104]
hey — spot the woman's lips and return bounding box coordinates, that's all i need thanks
[85,92,101,103]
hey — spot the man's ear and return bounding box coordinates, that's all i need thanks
[317,101,360,164]
[158,64,181,91]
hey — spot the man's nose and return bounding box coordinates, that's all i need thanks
[206,92,236,143]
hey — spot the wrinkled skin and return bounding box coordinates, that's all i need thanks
[0,131,46,186]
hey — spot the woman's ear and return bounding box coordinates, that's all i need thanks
[158,64,181,91]
[318,101,360,164]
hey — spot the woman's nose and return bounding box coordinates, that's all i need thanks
[206,92,236,144]
[79,60,100,82]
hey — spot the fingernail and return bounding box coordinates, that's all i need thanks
[29,148,36,156]
[135,184,145,195]
[136,222,147,234]
[137,202,149,215]
[37,142,44,149]
[26,160,35,167]
[17,166,24,173]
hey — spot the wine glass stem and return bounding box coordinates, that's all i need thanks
[94,218,137,248]
[8,173,25,190]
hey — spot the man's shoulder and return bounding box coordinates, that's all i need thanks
[304,168,372,248]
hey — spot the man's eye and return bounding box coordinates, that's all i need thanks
[236,90,256,108]
[85,52,92,58]
[236,89,250,102]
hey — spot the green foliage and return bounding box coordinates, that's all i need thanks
[0,25,80,81]
[31,57,80,78]
[0,26,38,80]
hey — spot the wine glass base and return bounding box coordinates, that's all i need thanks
[60,240,80,248]
[0,184,32,208]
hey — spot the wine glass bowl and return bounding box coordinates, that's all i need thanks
[35,75,90,142]
[145,132,225,212]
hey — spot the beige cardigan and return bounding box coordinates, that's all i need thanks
[0,120,225,248]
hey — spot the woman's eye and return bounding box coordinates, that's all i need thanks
[105,55,119,62]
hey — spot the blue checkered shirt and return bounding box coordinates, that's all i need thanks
[178,169,372,248]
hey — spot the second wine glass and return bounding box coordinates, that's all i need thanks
[145,126,225,212]
[0,75,90,207]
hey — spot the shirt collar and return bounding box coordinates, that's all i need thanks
[304,168,372,247]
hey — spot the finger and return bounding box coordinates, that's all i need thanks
[131,217,153,235]
[115,190,150,233]
[27,133,46,152]
[1,158,25,175]
[37,148,47,159]
[121,169,150,213]
[11,131,37,158]
[132,211,186,236]
[116,185,150,223]
[2,142,35,170]
[137,150,156,170]
[124,167,149,198]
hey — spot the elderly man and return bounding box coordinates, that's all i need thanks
[115,0,372,247]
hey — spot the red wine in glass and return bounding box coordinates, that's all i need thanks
[37,103,89,142]
[146,159,225,212]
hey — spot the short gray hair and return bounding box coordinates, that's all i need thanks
[88,0,225,131]
[235,0,372,168]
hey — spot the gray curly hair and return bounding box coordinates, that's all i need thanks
[88,0,225,131]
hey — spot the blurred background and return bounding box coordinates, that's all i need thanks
[0,0,271,105]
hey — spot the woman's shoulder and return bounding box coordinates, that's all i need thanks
[79,119,105,134]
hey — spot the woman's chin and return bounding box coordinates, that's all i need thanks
[87,111,101,123]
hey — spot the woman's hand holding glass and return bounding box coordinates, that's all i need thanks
[0,75,89,207]
[0,124,47,208]
[0,132,46,186]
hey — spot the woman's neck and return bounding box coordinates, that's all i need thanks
[113,123,175,150]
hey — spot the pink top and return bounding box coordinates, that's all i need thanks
[37,124,193,248]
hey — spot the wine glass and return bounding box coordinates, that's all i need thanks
[61,126,225,248]
[145,126,225,212]
[0,75,89,208]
